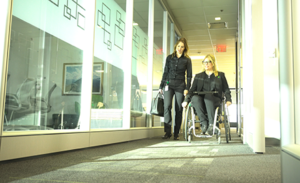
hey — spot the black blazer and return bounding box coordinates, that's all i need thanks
[184,71,232,103]
[159,54,192,90]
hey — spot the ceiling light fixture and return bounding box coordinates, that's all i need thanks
[215,17,221,20]
[190,56,205,60]
[133,23,138,26]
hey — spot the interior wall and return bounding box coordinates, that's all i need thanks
[262,0,280,139]
[241,0,253,144]
[278,0,300,181]
[243,0,283,152]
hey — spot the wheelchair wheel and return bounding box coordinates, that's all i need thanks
[216,132,221,144]
[225,122,229,143]
[224,115,231,143]
[183,106,192,141]
[188,134,192,143]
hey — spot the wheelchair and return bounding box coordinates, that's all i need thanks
[182,91,231,144]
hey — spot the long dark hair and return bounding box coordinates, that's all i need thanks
[171,38,190,58]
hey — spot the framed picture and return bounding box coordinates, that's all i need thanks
[62,63,104,95]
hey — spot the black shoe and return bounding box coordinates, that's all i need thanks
[207,124,214,136]
[162,133,172,139]
[201,124,208,134]
[174,134,179,140]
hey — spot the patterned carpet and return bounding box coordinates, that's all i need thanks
[0,129,281,183]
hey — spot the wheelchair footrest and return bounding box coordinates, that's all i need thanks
[194,134,212,138]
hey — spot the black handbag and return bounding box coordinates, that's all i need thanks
[150,93,164,117]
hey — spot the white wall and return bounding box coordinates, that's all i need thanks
[262,0,280,139]
[242,0,280,152]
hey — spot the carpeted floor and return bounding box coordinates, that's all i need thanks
[0,129,281,183]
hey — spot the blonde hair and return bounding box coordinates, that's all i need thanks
[202,54,218,76]
[172,38,190,59]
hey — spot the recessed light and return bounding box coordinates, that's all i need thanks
[133,23,138,26]
[190,56,205,60]
[215,17,221,20]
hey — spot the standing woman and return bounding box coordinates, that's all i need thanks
[159,38,192,140]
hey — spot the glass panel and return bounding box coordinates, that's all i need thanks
[293,0,300,145]
[91,0,127,129]
[175,32,180,44]
[167,18,171,56]
[152,0,164,127]
[130,0,148,128]
[4,0,94,131]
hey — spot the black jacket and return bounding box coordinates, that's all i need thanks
[184,71,232,103]
[159,54,192,90]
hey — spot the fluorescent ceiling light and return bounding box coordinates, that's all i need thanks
[133,23,138,26]
[190,56,205,60]
[215,17,221,20]
[95,70,104,73]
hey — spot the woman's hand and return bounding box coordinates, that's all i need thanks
[184,90,188,96]
[158,89,163,94]
[226,101,232,107]
[182,101,188,108]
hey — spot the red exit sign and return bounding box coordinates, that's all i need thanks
[156,48,163,55]
[216,45,226,52]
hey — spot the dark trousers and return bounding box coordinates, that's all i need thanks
[163,80,185,135]
[191,94,221,126]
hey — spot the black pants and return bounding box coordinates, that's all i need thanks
[163,79,185,135]
[191,94,221,126]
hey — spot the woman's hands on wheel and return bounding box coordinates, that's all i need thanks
[226,101,232,107]
[184,89,188,96]
[182,101,188,108]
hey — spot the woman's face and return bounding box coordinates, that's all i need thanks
[176,42,185,54]
[203,58,213,71]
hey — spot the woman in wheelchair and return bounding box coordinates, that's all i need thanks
[182,54,232,136]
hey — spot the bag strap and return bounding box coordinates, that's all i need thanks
[156,92,164,99]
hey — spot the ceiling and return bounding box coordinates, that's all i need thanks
[163,0,238,87]
[116,0,238,88]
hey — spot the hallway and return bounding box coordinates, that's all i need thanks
[0,130,281,183]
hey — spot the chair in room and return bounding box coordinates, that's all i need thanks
[5,78,35,123]
[30,83,57,114]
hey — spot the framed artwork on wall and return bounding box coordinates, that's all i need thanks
[62,62,104,95]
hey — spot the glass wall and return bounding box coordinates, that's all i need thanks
[91,0,127,129]
[167,18,172,56]
[2,0,173,132]
[4,0,94,131]
[152,0,164,127]
[292,0,300,145]
[130,0,149,128]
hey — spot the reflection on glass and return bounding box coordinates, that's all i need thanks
[3,1,94,131]
[91,0,127,129]
[167,18,171,56]
[152,0,165,127]
[130,0,149,128]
